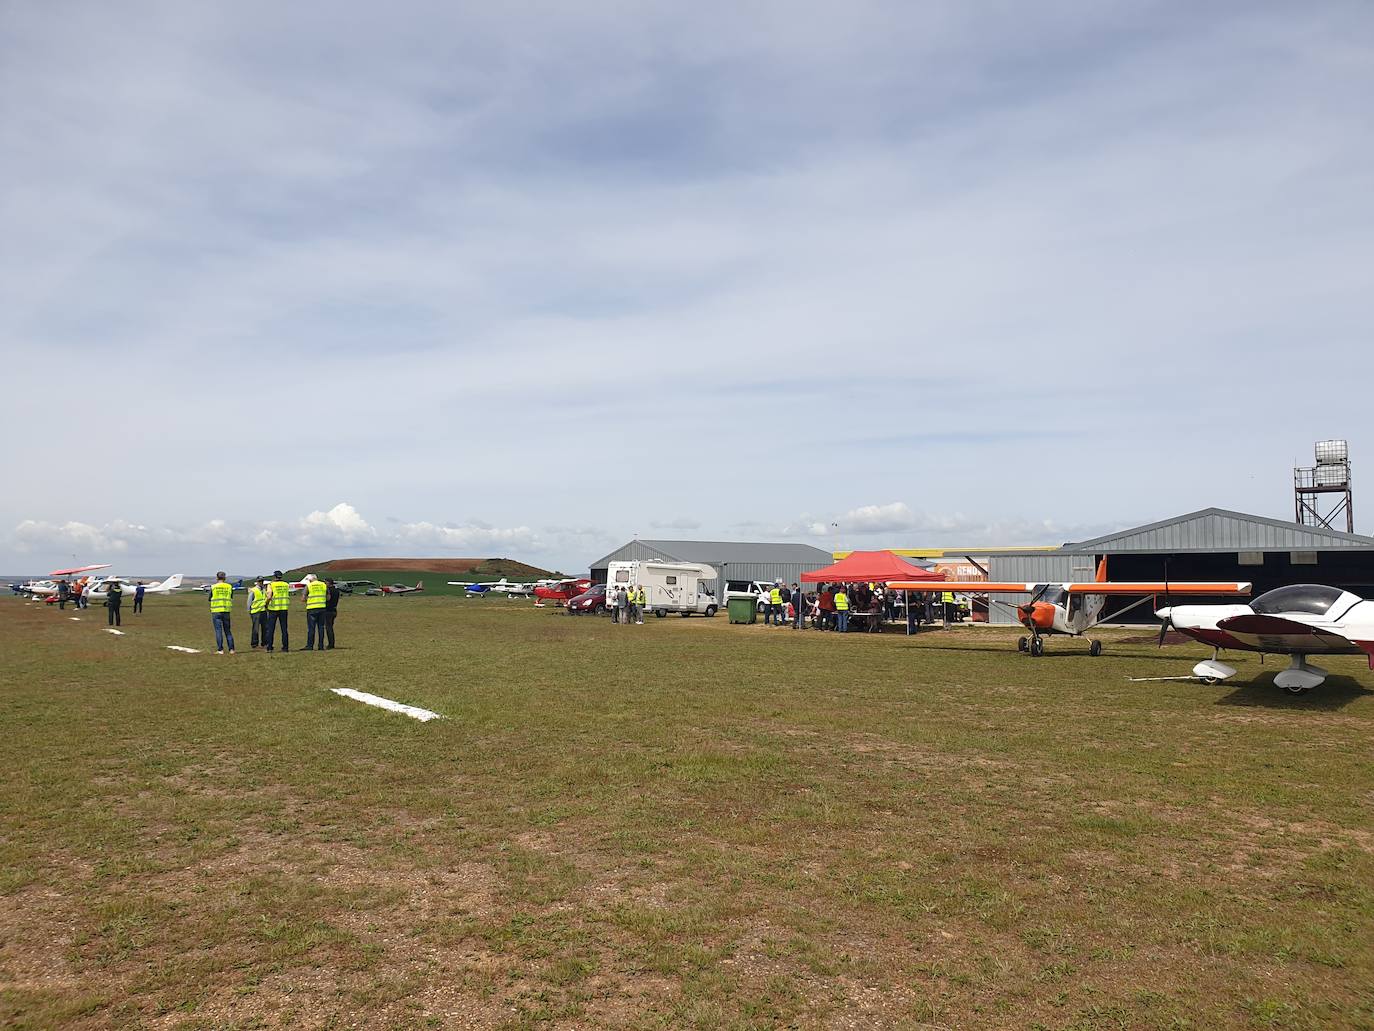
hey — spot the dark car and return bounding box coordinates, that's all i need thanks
[567,584,607,615]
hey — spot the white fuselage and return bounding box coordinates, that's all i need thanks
[84,574,184,599]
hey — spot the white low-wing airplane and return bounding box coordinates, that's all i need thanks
[447,578,534,597]
[84,573,184,599]
[1158,583,1374,694]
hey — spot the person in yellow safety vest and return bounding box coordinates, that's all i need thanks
[304,574,329,651]
[209,571,236,655]
[834,586,851,633]
[942,590,957,624]
[634,585,646,624]
[264,569,292,653]
[247,577,268,649]
[769,585,783,626]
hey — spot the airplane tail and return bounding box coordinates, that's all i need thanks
[1095,558,1108,584]
[416,581,424,590]
[158,573,184,591]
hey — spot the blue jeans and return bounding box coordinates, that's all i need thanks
[837,611,849,633]
[306,609,326,649]
[212,613,235,652]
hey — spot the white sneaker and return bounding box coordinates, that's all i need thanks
[216,650,224,655]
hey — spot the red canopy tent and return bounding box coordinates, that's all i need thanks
[800,550,943,584]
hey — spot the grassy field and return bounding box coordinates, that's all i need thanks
[2,594,1372,1030]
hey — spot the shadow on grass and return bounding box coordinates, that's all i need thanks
[892,641,1198,665]
[1214,675,1373,711]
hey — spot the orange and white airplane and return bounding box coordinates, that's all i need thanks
[891,561,1251,656]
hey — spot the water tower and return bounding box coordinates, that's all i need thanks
[1294,439,1354,533]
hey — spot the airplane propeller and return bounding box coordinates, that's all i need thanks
[1156,558,1173,646]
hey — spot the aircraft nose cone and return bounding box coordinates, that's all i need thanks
[1155,606,1172,621]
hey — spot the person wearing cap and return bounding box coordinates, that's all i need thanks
[264,570,292,653]
[210,571,236,654]
[247,577,268,649]
[304,574,329,650]
[133,581,146,614]
[324,577,341,649]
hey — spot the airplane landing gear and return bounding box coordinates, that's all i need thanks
[1029,636,1045,657]
[1274,654,1326,695]
[1018,636,1029,653]
[1088,639,1102,657]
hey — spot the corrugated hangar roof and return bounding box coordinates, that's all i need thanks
[590,539,832,569]
[1060,508,1374,554]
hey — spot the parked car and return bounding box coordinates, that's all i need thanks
[567,584,607,615]
[723,579,778,612]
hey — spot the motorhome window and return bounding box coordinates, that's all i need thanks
[1251,584,1343,616]
[615,570,629,582]
[666,576,677,585]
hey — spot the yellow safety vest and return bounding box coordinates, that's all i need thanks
[835,592,849,611]
[268,580,291,611]
[942,592,955,603]
[249,587,267,614]
[770,588,781,605]
[210,581,234,613]
[306,580,327,610]
[635,587,645,605]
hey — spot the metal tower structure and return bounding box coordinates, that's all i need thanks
[1294,439,1354,533]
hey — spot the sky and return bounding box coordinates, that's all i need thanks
[3,1,1372,574]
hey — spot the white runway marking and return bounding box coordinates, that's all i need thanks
[329,688,444,722]
[104,628,126,636]
[167,645,201,653]
[69,617,81,621]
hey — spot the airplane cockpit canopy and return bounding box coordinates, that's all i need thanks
[1034,585,1067,606]
[1251,584,1361,619]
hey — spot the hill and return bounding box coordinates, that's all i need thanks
[286,557,561,597]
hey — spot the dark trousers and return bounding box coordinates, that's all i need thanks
[58,598,67,610]
[107,601,122,626]
[306,609,326,649]
[250,612,267,647]
[265,610,289,651]
[325,610,337,648]
[134,596,143,613]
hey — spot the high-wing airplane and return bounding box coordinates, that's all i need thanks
[83,574,185,599]
[447,577,535,597]
[376,580,424,596]
[1157,583,1374,694]
[50,564,111,577]
[196,578,246,593]
[891,562,1250,657]
[533,578,593,605]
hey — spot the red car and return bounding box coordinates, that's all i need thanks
[533,578,593,605]
[566,584,607,615]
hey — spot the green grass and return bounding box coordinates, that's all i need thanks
[2,594,1373,1029]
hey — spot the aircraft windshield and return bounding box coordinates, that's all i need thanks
[1250,584,1344,616]
[1035,585,1067,606]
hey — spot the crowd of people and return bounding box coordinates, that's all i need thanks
[52,577,146,625]
[608,584,646,624]
[756,582,960,632]
[209,571,341,655]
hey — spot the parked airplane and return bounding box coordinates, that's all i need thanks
[891,562,1250,656]
[1158,583,1374,694]
[50,564,111,577]
[374,580,424,596]
[196,578,245,593]
[83,574,185,600]
[447,578,535,597]
[533,578,593,605]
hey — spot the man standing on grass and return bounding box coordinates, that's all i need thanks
[57,578,69,610]
[264,570,291,653]
[304,574,328,651]
[248,578,268,649]
[635,584,646,624]
[324,578,340,649]
[210,571,235,655]
[133,581,146,614]
[105,579,124,627]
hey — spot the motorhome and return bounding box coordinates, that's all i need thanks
[606,560,718,617]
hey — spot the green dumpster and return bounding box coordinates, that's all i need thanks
[727,597,758,624]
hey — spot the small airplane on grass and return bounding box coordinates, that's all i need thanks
[82,574,185,600]
[891,561,1250,657]
[1158,583,1374,694]
[369,581,424,596]
[447,578,536,597]
[533,578,593,606]
[196,578,246,593]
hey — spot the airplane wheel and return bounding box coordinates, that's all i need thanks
[1029,638,1044,657]
[1282,685,1306,696]
[1089,640,1102,657]
[1202,677,1220,685]
[1017,637,1029,653]
[655,609,666,618]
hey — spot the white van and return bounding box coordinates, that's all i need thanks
[606,560,719,617]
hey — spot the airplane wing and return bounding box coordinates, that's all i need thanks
[888,580,1252,595]
[49,563,111,576]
